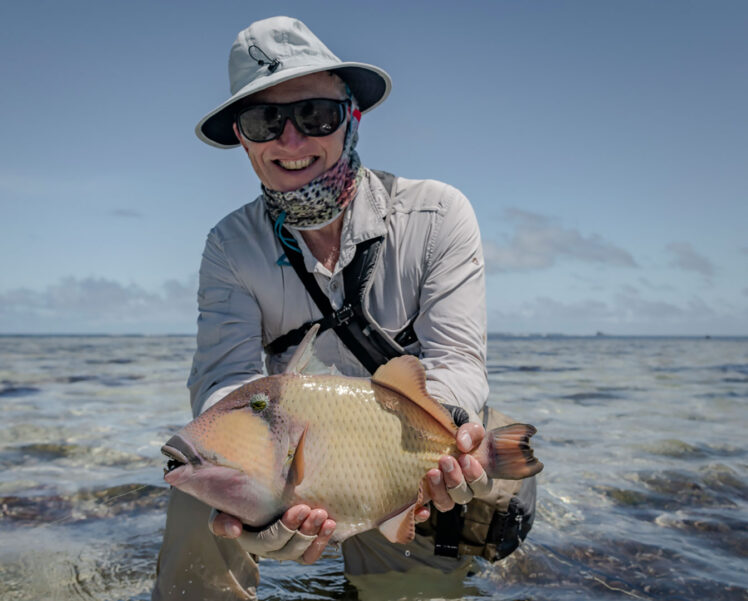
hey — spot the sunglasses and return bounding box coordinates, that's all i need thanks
[235,98,350,143]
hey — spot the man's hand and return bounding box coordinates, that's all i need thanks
[424,422,491,513]
[210,505,336,564]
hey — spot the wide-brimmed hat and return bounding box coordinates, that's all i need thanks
[196,16,392,148]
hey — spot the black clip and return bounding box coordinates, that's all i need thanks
[248,44,281,73]
[333,304,355,326]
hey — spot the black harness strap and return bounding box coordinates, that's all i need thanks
[271,236,395,374]
[263,170,416,373]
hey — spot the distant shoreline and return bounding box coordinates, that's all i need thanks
[1,333,746,340]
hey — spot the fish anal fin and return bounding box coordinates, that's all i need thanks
[377,481,425,544]
[372,356,457,435]
[378,503,417,544]
[288,424,308,486]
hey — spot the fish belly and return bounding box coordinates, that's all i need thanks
[280,375,455,539]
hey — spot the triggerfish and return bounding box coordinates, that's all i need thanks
[162,326,543,545]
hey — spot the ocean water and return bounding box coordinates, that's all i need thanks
[0,335,746,600]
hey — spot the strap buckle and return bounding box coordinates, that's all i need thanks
[333,304,355,326]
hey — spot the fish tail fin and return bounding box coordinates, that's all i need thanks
[473,423,543,480]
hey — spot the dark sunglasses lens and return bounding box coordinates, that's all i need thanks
[293,100,344,136]
[238,105,284,142]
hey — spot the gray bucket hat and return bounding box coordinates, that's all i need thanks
[196,16,392,148]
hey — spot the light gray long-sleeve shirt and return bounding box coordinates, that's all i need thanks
[187,168,488,419]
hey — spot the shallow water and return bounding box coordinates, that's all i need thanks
[1,335,746,600]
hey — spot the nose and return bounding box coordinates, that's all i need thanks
[276,117,306,147]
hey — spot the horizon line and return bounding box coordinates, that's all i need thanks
[1,332,746,339]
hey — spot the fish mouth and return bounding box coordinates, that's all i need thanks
[162,434,202,476]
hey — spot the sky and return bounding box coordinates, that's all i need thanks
[1,1,747,336]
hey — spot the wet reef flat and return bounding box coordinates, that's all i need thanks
[0,335,746,600]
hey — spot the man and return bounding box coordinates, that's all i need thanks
[153,16,489,600]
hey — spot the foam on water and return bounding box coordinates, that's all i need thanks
[0,335,746,600]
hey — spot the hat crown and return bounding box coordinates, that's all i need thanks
[229,16,341,96]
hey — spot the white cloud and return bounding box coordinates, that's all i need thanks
[666,242,715,278]
[489,288,747,336]
[0,276,197,334]
[110,209,143,218]
[483,209,637,273]
[638,277,674,292]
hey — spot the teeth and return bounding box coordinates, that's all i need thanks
[277,157,314,170]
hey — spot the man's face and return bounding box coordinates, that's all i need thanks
[234,72,348,192]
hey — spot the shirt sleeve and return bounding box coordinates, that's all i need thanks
[415,186,488,419]
[187,227,265,417]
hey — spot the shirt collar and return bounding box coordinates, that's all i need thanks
[292,167,390,276]
[337,168,389,270]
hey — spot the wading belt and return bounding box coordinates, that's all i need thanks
[263,170,417,374]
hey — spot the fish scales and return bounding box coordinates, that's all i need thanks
[280,375,455,534]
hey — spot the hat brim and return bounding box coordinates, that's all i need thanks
[196,61,391,148]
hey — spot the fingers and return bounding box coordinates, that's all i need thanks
[285,506,336,564]
[414,504,431,523]
[460,454,492,497]
[458,453,485,483]
[209,509,243,539]
[298,508,328,537]
[427,468,455,512]
[456,423,485,454]
[300,518,336,564]
[440,455,472,504]
[281,504,311,530]
[428,421,492,511]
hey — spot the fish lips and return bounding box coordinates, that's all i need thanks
[160,433,281,526]
[162,434,202,486]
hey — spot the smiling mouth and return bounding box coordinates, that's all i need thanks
[274,156,317,171]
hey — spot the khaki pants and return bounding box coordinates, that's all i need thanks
[152,490,471,601]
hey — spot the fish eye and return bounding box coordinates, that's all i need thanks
[249,393,269,412]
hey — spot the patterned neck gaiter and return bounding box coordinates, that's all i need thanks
[263,101,364,231]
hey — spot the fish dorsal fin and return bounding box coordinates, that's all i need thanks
[284,324,320,374]
[371,356,457,436]
[284,324,338,375]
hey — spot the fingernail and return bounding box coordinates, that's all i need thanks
[429,472,441,486]
[459,431,472,449]
[323,527,334,536]
[443,459,454,473]
[459,455,471,470]
[313,514,325,528]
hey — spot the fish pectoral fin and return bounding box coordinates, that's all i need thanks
[288,424,308,487]
[378,503,417,544]
[372,356,457,436]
